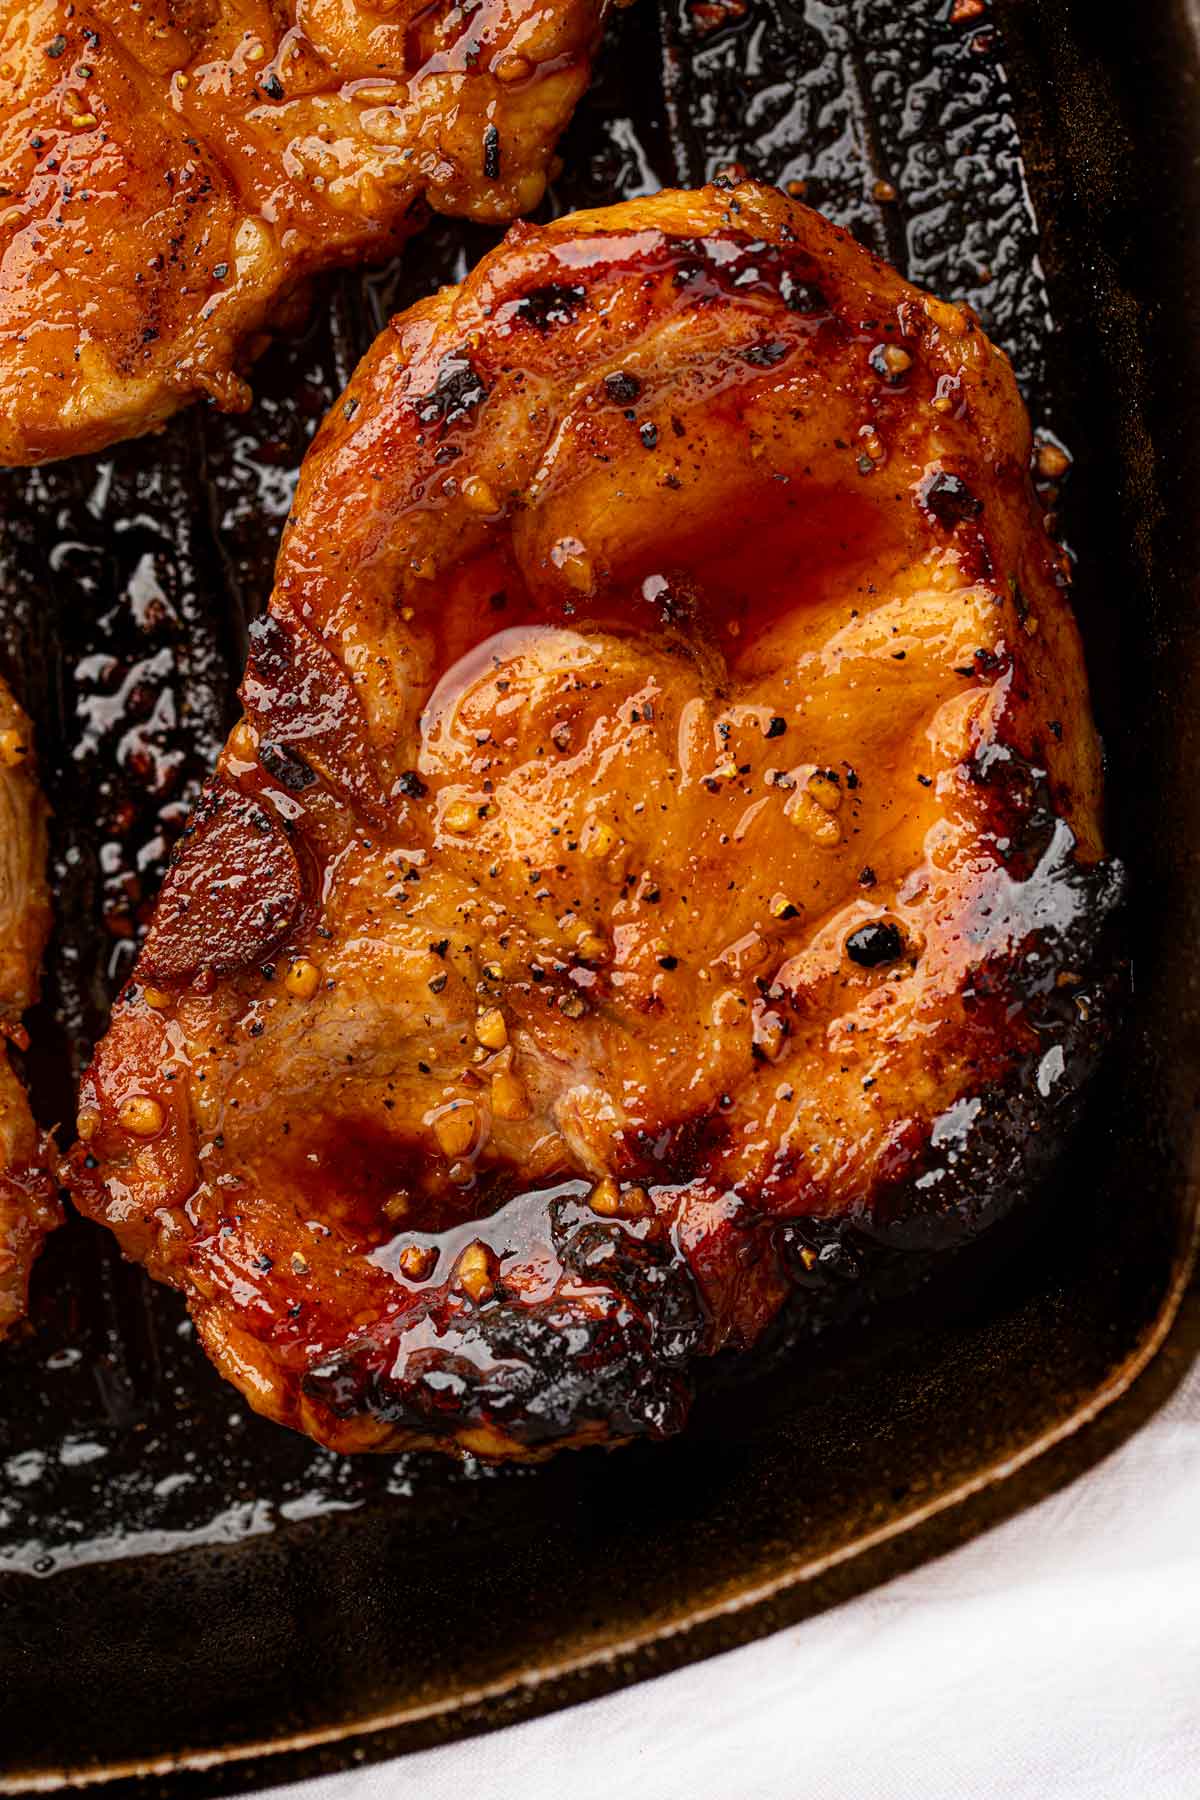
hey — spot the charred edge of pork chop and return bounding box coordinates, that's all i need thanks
[297,784,1125,1457]
[303,1280,697,1453]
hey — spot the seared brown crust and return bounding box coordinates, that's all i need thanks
[65,181,1119,1457]
[0,0,613,466]
[0,678,58,1335]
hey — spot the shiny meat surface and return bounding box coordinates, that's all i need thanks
[66,182,1119,1458]
[0,0,613,466]
[0,678,57,1335]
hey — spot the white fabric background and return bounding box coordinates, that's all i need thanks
[271,1347,1200,1800]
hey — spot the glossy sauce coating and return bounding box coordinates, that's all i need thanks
[66,182,1117,1458]
[0,677,58,1334]
[0,0,613,464]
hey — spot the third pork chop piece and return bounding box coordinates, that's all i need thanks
[66,182,1121,1459]
[0,0,614,465]
[0,678,57,1335]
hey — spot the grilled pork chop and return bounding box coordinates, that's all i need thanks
[66,182,1120,1457]
[0,678,57,1335]
[0,0,613,466]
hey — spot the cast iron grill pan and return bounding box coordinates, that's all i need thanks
[0,0,1196,1790]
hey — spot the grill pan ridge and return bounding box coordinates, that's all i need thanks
[0,0,1197,1790]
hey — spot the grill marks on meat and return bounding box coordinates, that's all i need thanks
[0,679,58,1335]
[0,0,612,466]
[65,183,1119,1458]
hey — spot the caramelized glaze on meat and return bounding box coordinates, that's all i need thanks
[65,182,1120,1457]
[0,679,57,1335]
[0,0,613,465]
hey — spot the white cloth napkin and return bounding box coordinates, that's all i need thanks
[273,1345,1200,1800]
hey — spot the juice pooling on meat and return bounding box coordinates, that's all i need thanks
[65,182,1122,1460]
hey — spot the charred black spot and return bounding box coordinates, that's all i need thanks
[780,271,827,312]
[644,575,698,629]
[664,235,834,322]
[413,352,489,427]
[258,741,316,792]
[670,243,706,288]
[604,369,642,404]
[845,920,904,966]
[919,469,984,528]
[741,339,790,366]
[482,123,501,180]
[514,284,586,332]
[396,769,428,799]
[553,1195,707,1366]
[966,740,1060,871]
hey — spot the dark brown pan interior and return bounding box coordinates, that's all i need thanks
[2,0,1198,1791]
